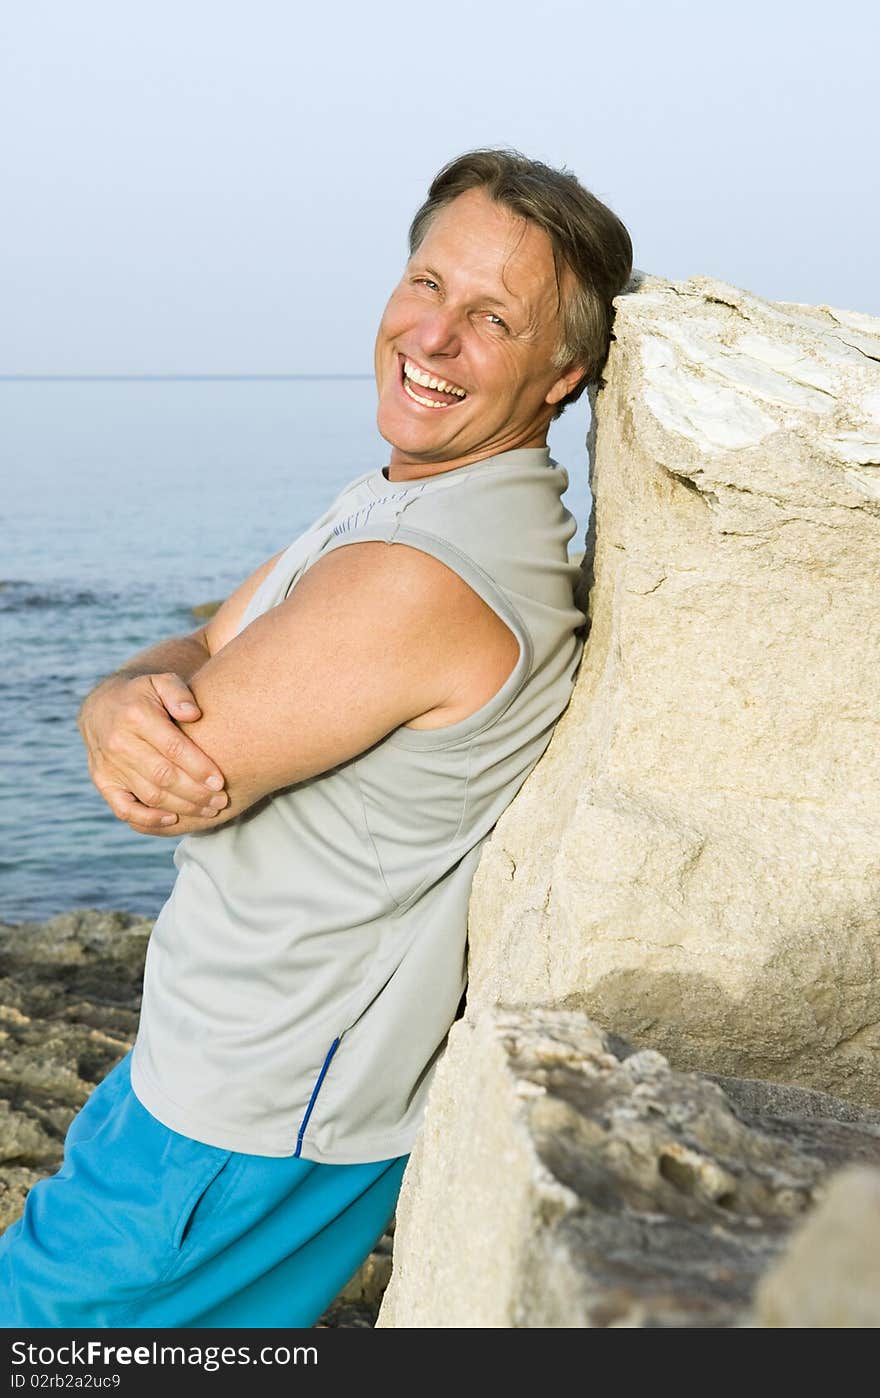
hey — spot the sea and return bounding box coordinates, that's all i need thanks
[0,377,592,925]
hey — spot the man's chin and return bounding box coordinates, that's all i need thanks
[376,410,459,462]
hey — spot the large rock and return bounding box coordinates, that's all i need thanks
[377,1006,880,1328]
[468,274,880,1107]
[751,1165,880,1327]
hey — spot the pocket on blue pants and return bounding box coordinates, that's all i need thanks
[171,1149,236,1251]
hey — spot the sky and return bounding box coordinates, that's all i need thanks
[1,0,877,374]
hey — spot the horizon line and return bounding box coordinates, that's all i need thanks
[0,373,375,383]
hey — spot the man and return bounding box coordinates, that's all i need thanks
[0,149,632,1327]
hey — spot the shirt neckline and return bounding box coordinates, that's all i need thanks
[366,446,553,497]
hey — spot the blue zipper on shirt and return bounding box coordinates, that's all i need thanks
[293,1037,341,1157]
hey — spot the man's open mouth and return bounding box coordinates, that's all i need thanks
[400,356,468,409]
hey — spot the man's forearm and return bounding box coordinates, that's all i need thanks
[91,630,211,693]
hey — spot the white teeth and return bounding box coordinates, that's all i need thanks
[403,358,466,398]
[403,378,453,409]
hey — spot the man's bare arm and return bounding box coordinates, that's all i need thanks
[77,550,284,828]
[125,540,519,838]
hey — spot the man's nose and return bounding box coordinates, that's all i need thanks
[415,307,463,358]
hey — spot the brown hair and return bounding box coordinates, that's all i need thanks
[409,148,633,416]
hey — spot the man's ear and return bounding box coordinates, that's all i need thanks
[545,363,587,407]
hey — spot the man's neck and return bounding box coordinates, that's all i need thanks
[385,432,549,484]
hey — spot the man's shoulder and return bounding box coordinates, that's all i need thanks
[300,536,490,619]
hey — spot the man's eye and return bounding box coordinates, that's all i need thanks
[413,277,439,291]
[486,313,509,331]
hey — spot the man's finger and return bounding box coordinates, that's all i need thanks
[150,672,203,724]
[98,744,229,816]
[132,709,226,794]
[102,786,180,829]
[113,739,229,814]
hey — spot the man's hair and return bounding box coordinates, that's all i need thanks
[409,148,633,417]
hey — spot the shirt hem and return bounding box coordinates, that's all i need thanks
[129,1051,419,1164]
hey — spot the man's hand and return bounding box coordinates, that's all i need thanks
[77,671,229,830]
[76,549,286,830]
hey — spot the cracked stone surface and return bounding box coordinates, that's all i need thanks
[0,910,391,1328]
[378,1007,880,1328]
[467,272,880,1107]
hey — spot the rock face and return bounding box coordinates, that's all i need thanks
[377,1006,880,1328]
[467,274,880,1107]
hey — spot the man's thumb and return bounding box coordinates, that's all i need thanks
[153,673,201,720]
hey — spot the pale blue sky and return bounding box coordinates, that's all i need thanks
[1,0,877,374]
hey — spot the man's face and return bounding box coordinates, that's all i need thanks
[374,188,583,474]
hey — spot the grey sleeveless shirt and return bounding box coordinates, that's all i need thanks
[130,446,585,1163]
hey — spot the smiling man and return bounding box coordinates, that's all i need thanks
[0,149,632,1329]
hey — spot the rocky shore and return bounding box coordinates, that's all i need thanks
[0,908,390,1328]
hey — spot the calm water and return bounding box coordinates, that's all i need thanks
[0,378,592,923]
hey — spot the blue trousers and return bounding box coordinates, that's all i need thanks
[0,1052,408,1328]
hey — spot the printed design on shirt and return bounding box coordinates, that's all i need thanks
[332,483,428,536]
